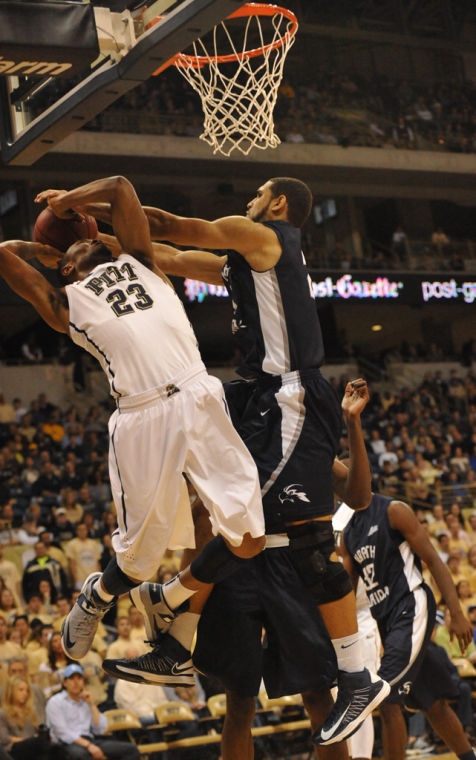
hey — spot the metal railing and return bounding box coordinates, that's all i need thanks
[305,238,476,273]
[378,479,476,512]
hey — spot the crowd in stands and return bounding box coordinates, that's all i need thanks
[275,73,476,153]
[0,391,216,758]
[306,223,475,271]
[326,366,476,511]
[0,362,473,754]
[350,339,476,378]
[79,65,476,155]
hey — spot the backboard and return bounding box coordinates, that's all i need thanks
[0,0,243,166]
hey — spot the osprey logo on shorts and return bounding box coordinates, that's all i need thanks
[279,484,310,504]
[166,384,180,397]
[398,681,412,696]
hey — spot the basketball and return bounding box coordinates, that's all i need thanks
[33,207,98,252]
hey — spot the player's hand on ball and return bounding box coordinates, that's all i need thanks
[34,189,73,218]
[35,188,65,204]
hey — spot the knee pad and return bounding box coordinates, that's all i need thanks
[287,521,352,604]
[190,535,248,584]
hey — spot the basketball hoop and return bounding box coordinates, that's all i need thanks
[154,3,298,157]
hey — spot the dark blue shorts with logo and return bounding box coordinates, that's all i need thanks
[224,368,342,533]
[376,584,436,704]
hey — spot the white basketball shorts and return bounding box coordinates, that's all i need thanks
[108,364,265,579]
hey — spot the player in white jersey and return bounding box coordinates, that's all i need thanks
[0,175,265,685]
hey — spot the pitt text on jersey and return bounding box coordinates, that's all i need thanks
[84,261,154,317]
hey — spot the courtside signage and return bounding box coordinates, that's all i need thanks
[183,273,476,305]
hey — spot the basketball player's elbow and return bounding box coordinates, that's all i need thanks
[344,485,371,511]
[230,532,266,559]
[110,175,130,190]
[109,175,134,203]
[0,241,21,259]
[351,496,372,512]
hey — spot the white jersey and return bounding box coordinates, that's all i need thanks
[66,253,204,398]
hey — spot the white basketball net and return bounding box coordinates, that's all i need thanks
[174,7,297,157]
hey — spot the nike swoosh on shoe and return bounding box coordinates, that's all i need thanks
[170,660,194,675]
[320,704,351,742]
[62,622,77,657]
[112,663,195,685]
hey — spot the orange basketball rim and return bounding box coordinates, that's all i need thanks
[152,3,298,75]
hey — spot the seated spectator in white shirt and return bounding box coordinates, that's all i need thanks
[106,617,148,660]
[65,523,101,591]
[378,442,399,469]
[128,606,146,644]
[0,545,22,606]
[114,648,171,727]
[368,429,387,456]
[0,618,23,677]
[20,457,39,489]
[16,513,41,547]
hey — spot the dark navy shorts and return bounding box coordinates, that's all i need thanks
[405,641,460,711]
[193,545,337,698]
[224,369,342,533]
[377,584,436,704]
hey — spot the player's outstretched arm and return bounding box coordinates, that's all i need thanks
[332,379,372,511]
[142,206,281,270]
[62,199,280,270]
[36,177,153,267]
[0,241,69,333]
[97,232,225,285]
[152,245,225,285]
[388,500,473,651]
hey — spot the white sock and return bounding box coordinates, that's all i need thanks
[349,713,374,758]
[332,632,364,673]
[169,612,200,651]
[162,575,195,610]
[93,578,114,603]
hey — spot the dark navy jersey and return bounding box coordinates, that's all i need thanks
[343,493,424,622]
[221,220,325,378]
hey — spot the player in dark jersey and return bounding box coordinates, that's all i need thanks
[84,178,389,743]
[339,493,474,760]
[191,378,372,759]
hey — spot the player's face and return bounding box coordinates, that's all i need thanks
[59,239,113,283]
[246,182,274,222]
